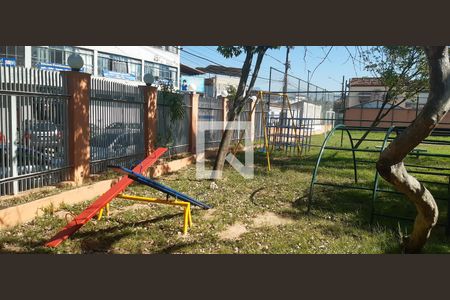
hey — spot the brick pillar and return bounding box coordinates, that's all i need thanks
[65,71,91,186]
[189,92,199,154]
[140,85,158,156]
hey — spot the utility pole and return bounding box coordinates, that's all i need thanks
[283,46,290,95]
[281,46,292,127]
[282,46,291,117]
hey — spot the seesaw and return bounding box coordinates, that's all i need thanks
[108,165,211,209]
[46,147,210,248]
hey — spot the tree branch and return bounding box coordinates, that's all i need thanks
[310,46,333,80]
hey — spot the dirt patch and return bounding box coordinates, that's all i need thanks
[202,208,217,221]
[217,212,294,241]
[252,211,294,228]
[109,203,151,216]
[218,222,248,240]
[1,243,23,253]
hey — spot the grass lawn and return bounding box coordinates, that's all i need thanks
[1,128,450,254]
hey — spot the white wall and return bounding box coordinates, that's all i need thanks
[205,74,240,97]
[79,46,180,87]
[79,46,179,69]
[347,85,387,108]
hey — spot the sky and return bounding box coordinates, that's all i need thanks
[180,46,373,92]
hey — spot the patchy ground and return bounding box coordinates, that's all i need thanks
[1,131,450,254]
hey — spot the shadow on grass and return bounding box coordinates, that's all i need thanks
[73,213,185,253]
[154,242,197,254]
[288,182,450,253]
[0,213,185,254]
[250,187,266,206]
[0,240,54,254]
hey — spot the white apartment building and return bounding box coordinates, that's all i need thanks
[0,46,180,88]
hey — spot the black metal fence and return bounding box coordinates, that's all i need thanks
[90,78,145,173]
[0,66,71,195]
[198,95,223,149]
[156,92,191,157]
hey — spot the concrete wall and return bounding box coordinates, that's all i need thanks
[204,75,240,97]
[347,85,388,108]
[344,108,450,128]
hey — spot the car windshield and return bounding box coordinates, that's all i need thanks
[106,123,124,129]
[127,124,141,129]
[91,133,120,146]
[25,122,58,131]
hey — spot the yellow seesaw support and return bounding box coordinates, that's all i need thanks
[97,194,193,234]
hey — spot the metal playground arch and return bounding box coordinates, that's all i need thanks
[307,124,450,234]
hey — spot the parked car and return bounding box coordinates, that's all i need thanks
[90,132,143,161]
[104,122,142,134]
[20,120,64,150]
[89,123,101,137]
[0,144,65,178]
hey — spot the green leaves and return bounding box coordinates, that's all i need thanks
[159,83,185,123]
[217,46,245,58]
[158,83,185,147]
[216,46,280,58]
[362,46,429,100]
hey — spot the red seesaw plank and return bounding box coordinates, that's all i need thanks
[45,148,167,248]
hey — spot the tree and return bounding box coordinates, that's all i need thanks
[353,46,428,148]
[376,46,450,253]
[212,46,278,176]
[226,84,237,100]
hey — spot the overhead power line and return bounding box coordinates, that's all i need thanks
[201,46,245,64]
[265,53,285,66]
[181,48,228,68]
[181,47,271,82]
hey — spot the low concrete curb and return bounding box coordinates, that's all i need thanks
[150,155,196,177]
[0,154,199,230]
[0,179,115,229]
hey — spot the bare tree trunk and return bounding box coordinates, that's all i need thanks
[212,49,254,177]
[213,47,268,177]
[376,46,450,253]
[213,118,236,176]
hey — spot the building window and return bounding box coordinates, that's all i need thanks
[0,46,25,66]
[31,46,94,73]
[144,61,178,87]
[97,52,142,81]
[151,46,179,54]
[165,46,179,54]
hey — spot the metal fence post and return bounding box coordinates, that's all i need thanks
[416,93,420,117]
[249,98,256,149]
[10,95,18,194]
